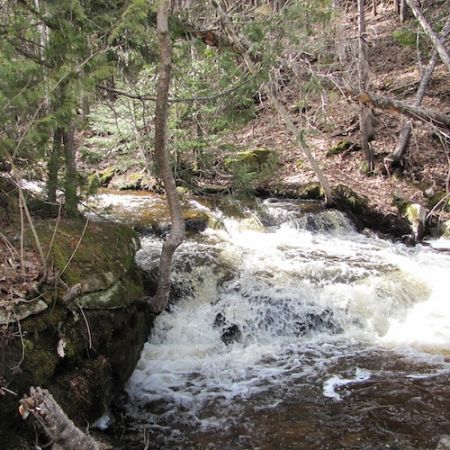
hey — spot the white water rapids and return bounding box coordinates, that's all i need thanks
[91,193,450,449]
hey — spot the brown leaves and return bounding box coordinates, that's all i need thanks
[0,240,46,304]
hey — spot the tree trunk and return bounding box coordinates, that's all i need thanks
[213,1,334,204]
[385,18,450,173]
[151,0,185,314]
[358,92,450,128]
[62,124,78,217]
[399,0,409,22]
[405,0,450,73]
[20,387,99,450]
[394,0,400,14]
[358,0,374,172]
[47,128,62,203]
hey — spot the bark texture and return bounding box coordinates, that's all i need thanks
[47,128,62,203]
[151,0,185,314]
[358,0,374,171]
[62,124,78,217]
[20,387,100,450]
[358,92,450,128]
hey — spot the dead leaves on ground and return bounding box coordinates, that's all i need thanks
[0,239,46,307]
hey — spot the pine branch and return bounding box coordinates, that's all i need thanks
[96,73,260,104]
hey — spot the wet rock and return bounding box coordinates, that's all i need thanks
[333,185,411,238]
[213,312,226,328]
[294,309,342,336]
[221,325,242,345]
[394,196,428,241]
[437,435,450,450]
[213,312,242,345]
[441,220,450,238]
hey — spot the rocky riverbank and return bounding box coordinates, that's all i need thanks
[0,217,154,448]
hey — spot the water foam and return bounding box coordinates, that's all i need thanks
[126,201,450,436]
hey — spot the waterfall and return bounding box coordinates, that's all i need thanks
[121,199,450,448]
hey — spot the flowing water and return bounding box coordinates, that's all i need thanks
[94,193,450,449]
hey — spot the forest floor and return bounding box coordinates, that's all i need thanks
[72,2,450,225]
[223,1,449,218]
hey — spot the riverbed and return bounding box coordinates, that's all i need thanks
[90,192,450,449]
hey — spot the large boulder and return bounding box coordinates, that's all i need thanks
[0,220,152,448]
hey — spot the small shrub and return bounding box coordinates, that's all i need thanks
[392,28,420,47]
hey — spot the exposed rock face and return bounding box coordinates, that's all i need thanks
[0,220,152,448]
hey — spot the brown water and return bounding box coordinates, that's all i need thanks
[88,194,450,450]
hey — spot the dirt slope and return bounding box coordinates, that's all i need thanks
[228,1,449,218]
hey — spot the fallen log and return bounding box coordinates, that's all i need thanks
[19,387,101,450]
[358,92,450,129]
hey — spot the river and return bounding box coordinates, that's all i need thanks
[89,192,450,449]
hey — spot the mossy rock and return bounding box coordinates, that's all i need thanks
[333,184,369,215]
[225,148,274,171]
[394,198,428,240]
[2,303,153,431]
[87,166,116,191]
[297,182,324,200]
[326,140,356,157]
[108,171,157,190]
[32,220,140,290]
[0,218,151,446]
[333,186,411,237]
[441,220,450,238]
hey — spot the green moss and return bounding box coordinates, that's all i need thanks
[225,148,273,170]
[334,185,369,214]
[31,220,139,288]
[392,28,420,47]
[326,140,352,157]
[393,195,409,215]
[297,182,324,200]
[23,344,58,386]
[21,304,67,333]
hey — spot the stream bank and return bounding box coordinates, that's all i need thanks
[0,218,153,448]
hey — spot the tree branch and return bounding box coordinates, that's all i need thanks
[405,0,450,73]
[358,92,450,128]
[96,72,259,104]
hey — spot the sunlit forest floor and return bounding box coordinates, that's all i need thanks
[227,2,449,216]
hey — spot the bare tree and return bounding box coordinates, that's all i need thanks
[385,18,450,173]
[358,0,374,172]
[212,0,334,204]
[405,0,450,73]
[151,0,185,314]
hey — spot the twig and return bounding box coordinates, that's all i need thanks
[58,217,89,280]
[45,201,62,263]
[0,385,17,396]
[97,72,260,104]
[76,301,93,350]
[11,312,25,371]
